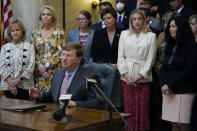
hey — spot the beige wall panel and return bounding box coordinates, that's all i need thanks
[13,0,42,42]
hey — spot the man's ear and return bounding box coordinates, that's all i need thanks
[77,56,82,64]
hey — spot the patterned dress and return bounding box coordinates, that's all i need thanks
[31,29,65,92]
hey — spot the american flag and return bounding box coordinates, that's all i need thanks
[1,0,13,47]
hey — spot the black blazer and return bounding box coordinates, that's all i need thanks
[91,28,121,64]
[180,6,194,20]
[40,65,101,109]
[159,41,197,94]
[116,12,129,31]
[91,22,103,31]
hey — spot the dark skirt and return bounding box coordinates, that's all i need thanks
[122,80,150,131]
[4,88,29,100]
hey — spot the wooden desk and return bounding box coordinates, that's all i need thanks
[0,97,130,131]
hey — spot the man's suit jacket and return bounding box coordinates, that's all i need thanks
[40,66,101,109]
[66,28,95,64]
[149,17,163,36]
[116,12,129,31]
[91,28,121,64]
[179,6,194,21]
[91,22,103,31]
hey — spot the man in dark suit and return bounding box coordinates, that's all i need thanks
[29,42,101,109]
[115,0,129,31]
[170,0,194,20]
[139,1,163,36]
[91,2,112,31]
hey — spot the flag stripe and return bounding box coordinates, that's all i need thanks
[1,0,13,46]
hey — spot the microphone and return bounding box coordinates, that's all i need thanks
[86,78,97,84]
[86,78,133,131]
[86,78,104,101]
[53,94,72,121]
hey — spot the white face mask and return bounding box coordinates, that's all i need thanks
[116,2,125,12]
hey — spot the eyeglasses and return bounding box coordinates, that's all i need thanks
[77,18,87,22]
[61,54,75,59]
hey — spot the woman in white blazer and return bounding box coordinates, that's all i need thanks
[0,20,35,100]
[117,9,157,131]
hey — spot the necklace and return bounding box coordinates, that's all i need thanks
[41,28,54,39]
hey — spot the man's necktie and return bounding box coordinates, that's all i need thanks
[117,15,122,25]
[60,73,71,95]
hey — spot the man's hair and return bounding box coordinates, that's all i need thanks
[139,7,151,16]
[63,42,84,57]
[101,7,117,20]
[99,2,112,8]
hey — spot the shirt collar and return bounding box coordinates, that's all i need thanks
[65,65,79,77]
[102,21,106,28]
[177,5,184,14]
[117,12,125,18]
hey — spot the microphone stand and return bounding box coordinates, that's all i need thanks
[92,83,133,131]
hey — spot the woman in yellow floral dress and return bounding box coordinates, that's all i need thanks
[31,5,65,92]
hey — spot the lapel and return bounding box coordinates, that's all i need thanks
[111,28,121,47]
[66,65,84,93]
[99,22,103,29]
[103,28,111,48]
[74,29,80,43]
[122,14,128,23]
[84,29,93,53]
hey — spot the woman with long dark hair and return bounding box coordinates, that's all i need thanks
[159,16,196,131]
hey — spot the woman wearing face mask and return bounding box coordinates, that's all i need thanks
[91,7,121,67]
[67,10,94,64]
[31,5,65,92]
[159,16,196,131]
[118,9,157,131]
[115,0,129,30]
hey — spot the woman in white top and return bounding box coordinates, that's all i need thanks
[117,9,156,131]
[0,20,35,100]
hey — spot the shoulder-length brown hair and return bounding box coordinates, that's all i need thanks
[7,19,26,42]
[129,9,149,35]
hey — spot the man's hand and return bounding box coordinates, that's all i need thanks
[111,64,117,68]
[29,86,41,99]
[68,100,76,107]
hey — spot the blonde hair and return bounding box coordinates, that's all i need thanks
[189,14,197,23]
[39,5,57,28]
[7,19,26,42]
[129,9,148,34]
